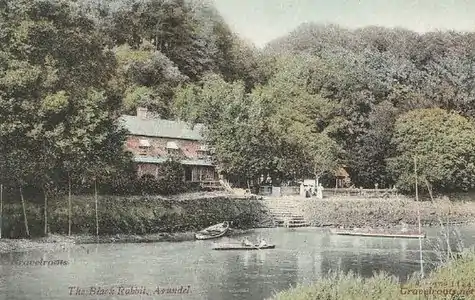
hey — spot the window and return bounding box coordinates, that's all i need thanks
[166,141,179,150]
[197,144,210,159]
[138,139,151,155]
[166,141,180,155]
[139,139,151,148]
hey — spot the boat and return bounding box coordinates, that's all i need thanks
[195,222,230,240]
[212,243,276,250]
[331,229,425,239]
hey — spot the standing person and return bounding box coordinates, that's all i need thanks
[305,186,311,198]
[316,184,324,199]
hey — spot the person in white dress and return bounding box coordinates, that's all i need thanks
[316,184,324,199]
[242,237,253,247]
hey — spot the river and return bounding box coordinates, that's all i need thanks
[1,226,474,300]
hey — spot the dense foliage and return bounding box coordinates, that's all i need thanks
[2,0,475,198]
[0,0,132,192]
[389,109,475,192]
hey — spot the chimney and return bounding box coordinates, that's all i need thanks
[137,107,148,119]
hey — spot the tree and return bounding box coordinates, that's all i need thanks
[350,101,399,187]
[304,133,343,186]
[173,74,260,183]
[114,44,187,117]
[173,58,345,186]
[388,108,475,192]
[0,0,132,236]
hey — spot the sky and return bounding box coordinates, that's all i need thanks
[212,0,475,48]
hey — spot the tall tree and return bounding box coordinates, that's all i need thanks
[388,108,475,192]
[0,0,131,236]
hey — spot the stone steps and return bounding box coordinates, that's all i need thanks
[262,198,310,228]
[274,219,310,228]
[271,214,308,228]
[268,209,301,212]
[271,213,304,218]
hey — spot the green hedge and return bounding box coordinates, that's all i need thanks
[0,195,268,238]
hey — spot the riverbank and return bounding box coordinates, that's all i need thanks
[0,235,75,254]
[0,228,254,253]
[301,196,475,228]
[73,227,254,244]
[270,249,475,300]
[1,192,270,238]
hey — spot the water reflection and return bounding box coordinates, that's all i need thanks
[0,226,474,300]
[201,244,299,300]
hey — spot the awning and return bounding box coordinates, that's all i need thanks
[139,139,151,147]
[166,141,179,149]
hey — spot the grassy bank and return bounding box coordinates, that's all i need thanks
[302,196,475,228]
[270,249,475,300]
[0,235,75,253]
[0,192,269,238]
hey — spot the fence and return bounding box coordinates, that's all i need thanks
[259,186,272,196]
[281,186,300,195]
[258,185,398,198]
[328,187,398,198]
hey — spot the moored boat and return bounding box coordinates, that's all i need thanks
[195,222,230,240]
[212,243,276,250]
[330,229,425,239]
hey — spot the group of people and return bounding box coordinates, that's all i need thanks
[241,237,267,248]
[304,183,324,199]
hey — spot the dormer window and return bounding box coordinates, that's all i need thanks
[138,139,151,155]
[166,141,179,154]
[139,139,151,149]
[197,144,210,159]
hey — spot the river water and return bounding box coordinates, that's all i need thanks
[0,226,474,300]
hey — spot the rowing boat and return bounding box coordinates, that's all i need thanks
[195,222,229,240]
[212,244,275,250]
[331,229,425,239]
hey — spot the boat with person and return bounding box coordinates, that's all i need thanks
[212,237,274,250]
[212,243,275,250]
[195,221,230,240]
[330,228,426,239]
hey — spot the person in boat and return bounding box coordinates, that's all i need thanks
[258,239,267,248]
[242,237,253,247]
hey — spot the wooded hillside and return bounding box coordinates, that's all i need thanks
[2,0,475,194]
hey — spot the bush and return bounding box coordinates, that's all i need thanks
[156,159,185,195]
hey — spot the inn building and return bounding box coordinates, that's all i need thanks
[120,108,219,187]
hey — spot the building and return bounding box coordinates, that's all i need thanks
[120,107,219,185]
[334,167,350,188]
